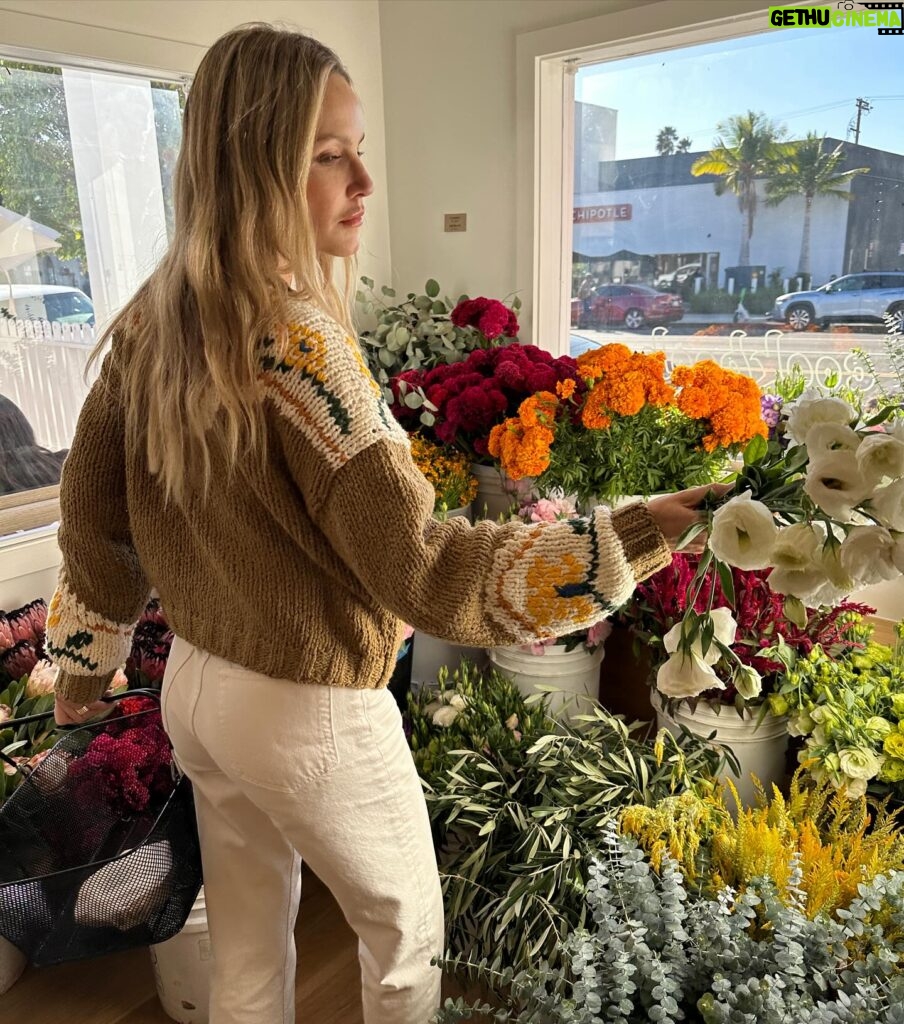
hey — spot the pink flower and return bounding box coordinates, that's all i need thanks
[519,497,578,523]
[25,659,58,698]
[586,620,613,649]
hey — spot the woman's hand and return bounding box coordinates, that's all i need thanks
[54,694,113,726]
[646,482,733,552]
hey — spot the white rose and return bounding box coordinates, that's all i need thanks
[855,432,904,489]
[769,522,822,572]
[709,493,778,570]
[656,650,724,699]
[840,526,900,585]
[804,451,871,521]
[785,394,855,446]
[805,422,861,457]
[869,479,904,532]
[734,664,762,700]
[663,608,737,666]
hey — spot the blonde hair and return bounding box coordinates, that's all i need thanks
[92,24,354,504]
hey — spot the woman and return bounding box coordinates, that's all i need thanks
[46,24,717,1024]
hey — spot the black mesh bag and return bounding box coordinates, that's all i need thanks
[0,689,202,966]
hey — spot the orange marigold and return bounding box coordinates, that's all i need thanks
[518,391,559,429]
[581,383,613,430]
[576,343,633,382]
[556,378,577,400]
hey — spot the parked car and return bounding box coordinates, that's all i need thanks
[0,284,95,326]
[771,272,904,331]
[571,284,684,330]
[655,263,702,289]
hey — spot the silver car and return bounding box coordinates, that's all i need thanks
[772,272,904,330]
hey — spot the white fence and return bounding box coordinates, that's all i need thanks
[0,319,98,452]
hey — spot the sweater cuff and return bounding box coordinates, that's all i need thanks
[610,502,672,582]
[55,669,117,705]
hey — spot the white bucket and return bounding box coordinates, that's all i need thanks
[0,935,26,995]
[413,633,488,686]
[471,463,524,522]
[150,888,211,1024]
[656,703,789,808]
[488,643,604,720]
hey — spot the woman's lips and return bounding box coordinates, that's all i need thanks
[340,212,364,227]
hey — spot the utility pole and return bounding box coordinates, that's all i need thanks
[849,97,872,146]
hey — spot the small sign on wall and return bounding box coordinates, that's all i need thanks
[444,213,467,232]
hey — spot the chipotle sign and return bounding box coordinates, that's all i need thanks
[573,204,632,223]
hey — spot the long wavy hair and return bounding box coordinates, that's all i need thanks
[92,24,353,504]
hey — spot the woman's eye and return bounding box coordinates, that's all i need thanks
[317,153,341,164]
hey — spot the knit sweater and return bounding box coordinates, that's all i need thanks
[46,298,672,704]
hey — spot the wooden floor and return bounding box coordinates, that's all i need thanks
[1,868,364,1024]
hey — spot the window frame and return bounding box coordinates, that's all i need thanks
[515,1,769,356]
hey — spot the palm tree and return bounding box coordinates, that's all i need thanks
[691,111,792,266]
[765,134,869,277]
[676,137,692,154]
[655,126,678,156]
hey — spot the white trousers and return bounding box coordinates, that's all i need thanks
[160,636,444,1024]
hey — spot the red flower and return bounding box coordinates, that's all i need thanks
[451,297,520,340]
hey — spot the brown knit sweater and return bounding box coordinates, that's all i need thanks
[46,299,672,704]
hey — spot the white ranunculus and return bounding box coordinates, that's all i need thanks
[840,526,900,585]
[805,422,861,458]
[709,493,778,570]
[785,393,856,446]
[803,451,871,521]
[769,522,823,572]
[869,479,904,532]
[663,608,737,666]
[656,650,724,699]
[734,664,762,700]
[855,432,904,489]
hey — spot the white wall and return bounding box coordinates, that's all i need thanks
[0,0,389,608]
[377,0,657,305]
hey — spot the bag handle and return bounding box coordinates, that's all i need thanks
[0,688,162,776]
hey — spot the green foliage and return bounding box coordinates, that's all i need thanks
[410,661,721,975]
[538,403,732,506]
[0,674,58,805]
[434,826,904,1023]
[685,288,738,314]
[356,279,520,406]
[0,60,84,262]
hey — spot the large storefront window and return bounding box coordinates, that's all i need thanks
[568,19,904,395]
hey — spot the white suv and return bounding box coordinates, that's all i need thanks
[772,272,904,330]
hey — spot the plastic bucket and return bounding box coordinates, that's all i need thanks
[471,464,525,522]
[488,643,604,720]
[656,703,789,808]
[413,633,488,686]
[150,888,211,1024]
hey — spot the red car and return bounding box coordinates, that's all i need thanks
[572,284,684,330]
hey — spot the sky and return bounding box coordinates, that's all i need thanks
[577,24,904,162]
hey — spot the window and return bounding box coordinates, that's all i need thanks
[523,7,904,398]
[0,52,187,534]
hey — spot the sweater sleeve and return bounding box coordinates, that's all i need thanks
[263,305,672,648]
[45,348,150,704]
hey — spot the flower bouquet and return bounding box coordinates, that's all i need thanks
[488,345,767,506]
[620,552,872,710]
[389,343,580,462]
[357,278,520,401]
[409,433,478,516]
[663,384,904,713]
